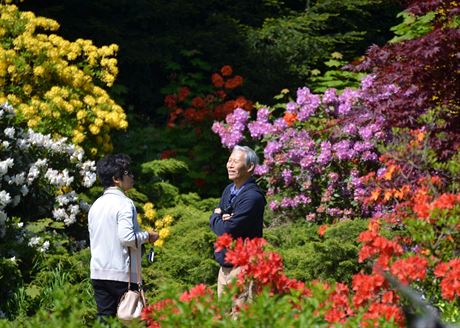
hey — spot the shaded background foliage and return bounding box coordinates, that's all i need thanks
[15,0,403,199]
[21,0,403,124]
[8,0,460,326]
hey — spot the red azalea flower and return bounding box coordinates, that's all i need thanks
[224,75,243,89]
[191,96,205,108]
[318,224,328,236]
[220,65,233,77]
[160,149,176,159]
[390,256,428,284]
[164,94,177,109]
[214,233,233,252]
[212,73,224,88]
[177,86,190,102]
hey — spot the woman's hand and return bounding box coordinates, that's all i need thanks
[148,231,159,243]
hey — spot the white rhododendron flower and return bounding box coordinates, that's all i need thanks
[0,158,14,176]
[0,102,96,230]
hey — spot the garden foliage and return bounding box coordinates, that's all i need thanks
[0,102,96,318]
[1,0,460,326]
[141,0,460,326]
[0,4,127,156]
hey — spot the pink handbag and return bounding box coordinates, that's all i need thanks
[117,248,146,322]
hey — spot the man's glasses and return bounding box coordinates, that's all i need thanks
[123,170,134,177]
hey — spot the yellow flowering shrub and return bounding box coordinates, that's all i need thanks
[137,202,174,248]
[0,4,127,156]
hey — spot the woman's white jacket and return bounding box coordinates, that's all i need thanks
[88,187,149,283]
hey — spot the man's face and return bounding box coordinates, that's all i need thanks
[226,150,252,184]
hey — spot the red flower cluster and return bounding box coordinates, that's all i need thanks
[324,283,353,323]
[165,65,253,128]
[141,298,176,328]
[358,230,403,268]
[160,149,176,159]
[351,186,460,326]
[434,259,460,301]
[215,234,310,295]
[283,112,297,127]
[390,256,428,285]
[179,284,213,302]
[362,302,404,327]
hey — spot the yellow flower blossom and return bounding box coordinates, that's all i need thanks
[144,208,156,220]
[88,124,100,135]
[0,4,125,156]
[94,117,103,127]
[33,66,45,76]
[154,239,164,248]
[22,84,32,95]
[143,202,154,210]
[72,130,85,144]
[162,215,173,225]
[83,95,95,106]
[76,110,87,120]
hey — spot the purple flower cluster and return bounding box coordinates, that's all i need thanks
[211,108,249,148]
[212,81,387,223]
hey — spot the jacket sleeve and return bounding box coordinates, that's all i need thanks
[209,189,228,236]
[117,202,149,249]
[210,194,261,237]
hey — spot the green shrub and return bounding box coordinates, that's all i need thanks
[143,203,218,301]
[265,220,368,283]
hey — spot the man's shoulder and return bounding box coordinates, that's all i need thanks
[240,184,265,201]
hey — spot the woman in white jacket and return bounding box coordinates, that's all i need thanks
[88,153,158,319]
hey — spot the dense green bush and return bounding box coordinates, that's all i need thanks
[265,219,369,283]
[142,201,219,300]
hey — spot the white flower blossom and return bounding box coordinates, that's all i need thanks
[35,158,48,167]
[69,204,80,215]
[82,170,97,188]
[0,158,14,176]
[1,102,96,228]
[71,149,84,162]
[45,168,74,187]
[17,221,23,228]
[27,165,40,184]
[9,172,25,185]
[20,185,29,196]
[64,214,76,225]
[53,208,70,224]
[4,127,15,138]
[28,236,41,247]
[39,240,50,252]
[10,256,16,262]
[0,190,11,208]
[79,200,91,212]
[16,138,29,150]
[55,191,78,206]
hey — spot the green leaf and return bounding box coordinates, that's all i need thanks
[25,285,41,299]
[141,158,189,177]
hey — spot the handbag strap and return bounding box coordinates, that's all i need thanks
[127,247,142,289]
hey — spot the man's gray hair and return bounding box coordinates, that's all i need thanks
[232,145,259,167]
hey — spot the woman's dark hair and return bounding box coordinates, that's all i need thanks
[96,153,131,188]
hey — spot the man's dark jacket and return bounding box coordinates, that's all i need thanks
[209,177,266,267]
